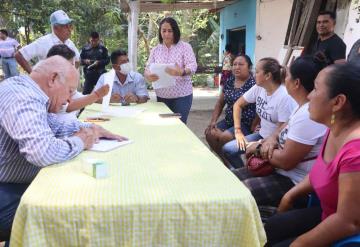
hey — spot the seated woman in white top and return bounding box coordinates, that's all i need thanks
[222,57,297,168]
[232,56,327,214]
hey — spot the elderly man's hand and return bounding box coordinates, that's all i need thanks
[73,127,98,150]
[91,125,128,142]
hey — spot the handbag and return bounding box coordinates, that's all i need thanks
[246,155,274,177]
[246,155,318,177]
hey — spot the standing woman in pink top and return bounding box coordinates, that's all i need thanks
[145,17,197,123]
[264,62,360,246]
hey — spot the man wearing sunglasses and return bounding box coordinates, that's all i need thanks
[15,10,80,73]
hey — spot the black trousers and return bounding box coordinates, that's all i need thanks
[265,207,322,246]
[82,71,103,95]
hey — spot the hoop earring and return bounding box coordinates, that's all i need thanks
[331,113,336,125]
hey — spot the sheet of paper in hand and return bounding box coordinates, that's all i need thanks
[102,69,116,112]
[90,139,133,152]
[149,63,176,89]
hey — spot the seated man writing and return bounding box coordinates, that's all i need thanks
[0,56,126,242]
[93,49,149,104]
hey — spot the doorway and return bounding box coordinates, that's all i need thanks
[227,27,246,55]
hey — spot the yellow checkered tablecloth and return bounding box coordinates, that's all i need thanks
[10,102,266,246]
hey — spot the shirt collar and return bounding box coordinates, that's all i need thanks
[114,71,134,86]
[23,75,50,107]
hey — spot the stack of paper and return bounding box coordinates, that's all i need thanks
[90,139,133,152]
[149,63,176,89]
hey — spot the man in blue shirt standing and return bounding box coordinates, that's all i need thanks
[0,56,126,243]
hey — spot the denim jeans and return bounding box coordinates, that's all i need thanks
[222,132,262,168]
[1,58,19,79]
[0,183,29,243]
[157,94,193,124]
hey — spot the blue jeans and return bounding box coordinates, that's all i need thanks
[222,132,262,168]
[1,58,19,79]
[0,183,29,243]
[157,94,193,124]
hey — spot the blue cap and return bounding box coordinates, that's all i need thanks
[50,10,73,25]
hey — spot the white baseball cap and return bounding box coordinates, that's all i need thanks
[50,10,73,25]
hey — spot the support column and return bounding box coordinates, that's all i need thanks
[128,0,139,71]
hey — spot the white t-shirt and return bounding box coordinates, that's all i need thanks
[243,84,297,138]
[56,91,84,122]
[276,103,327,184]
[19,33,80,63]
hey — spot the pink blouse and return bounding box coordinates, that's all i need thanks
[310,130,360,220]
[146,41,197,99]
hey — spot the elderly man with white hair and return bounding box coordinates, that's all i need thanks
[15,10,80,73]
[0,56,125,242]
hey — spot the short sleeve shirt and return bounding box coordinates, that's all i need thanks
[0,37,20,57]
[276,103,327,184]
[222,74,256,128]
[306,34,346,64]
[94,71,149,98]
[19,33,80,62]
[243,85,297,138]
[310,131,360,220]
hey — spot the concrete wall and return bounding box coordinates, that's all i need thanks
[219,0,257,62]
[343,1,360,56]
[254,0,293,63]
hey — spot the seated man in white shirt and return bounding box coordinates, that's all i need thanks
[15,9,80,73]
[94,49,149,104]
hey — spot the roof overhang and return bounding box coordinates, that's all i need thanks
[120,0,236,13]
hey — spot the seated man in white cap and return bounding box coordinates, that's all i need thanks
[15,10,80,73]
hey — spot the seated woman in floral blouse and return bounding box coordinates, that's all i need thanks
[205,55,256,165]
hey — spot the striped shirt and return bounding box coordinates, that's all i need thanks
[0,75,88,183]
[0,37,20,58]
[146,41,197,99]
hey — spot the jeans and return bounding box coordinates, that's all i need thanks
[222,132,262,168]
[1,58,19,79]
[0,183,30,243]
[157,94,193,124]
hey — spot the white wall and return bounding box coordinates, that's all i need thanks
[343,1,360,56]
[254,0,293,63]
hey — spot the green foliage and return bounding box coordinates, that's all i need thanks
[1,1,220,85]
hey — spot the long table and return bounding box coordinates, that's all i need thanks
[10,102,266,246]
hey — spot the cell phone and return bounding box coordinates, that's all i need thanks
[159,113,181,118]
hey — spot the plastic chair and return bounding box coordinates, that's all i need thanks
[308,193,360,247]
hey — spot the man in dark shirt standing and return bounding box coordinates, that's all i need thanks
[80,31,110,94]
[305,11,346,64]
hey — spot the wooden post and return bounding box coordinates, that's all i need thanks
[128,0,139,72]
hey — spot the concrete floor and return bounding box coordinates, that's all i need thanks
[150,87,221,146]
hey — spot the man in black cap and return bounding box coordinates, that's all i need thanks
[80,31,110,95]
